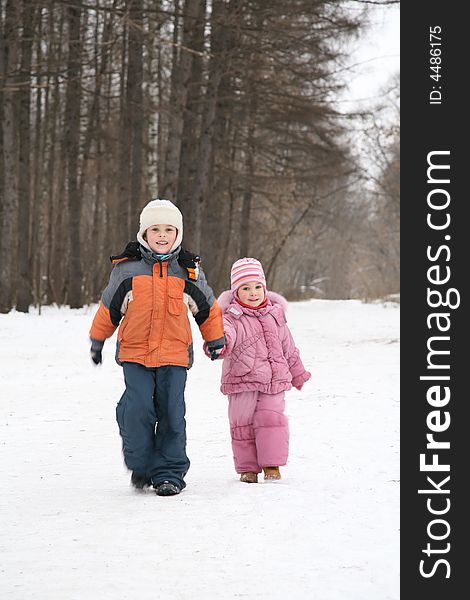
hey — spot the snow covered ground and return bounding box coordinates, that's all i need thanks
[0,299,399,599]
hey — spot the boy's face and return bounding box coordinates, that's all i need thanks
[237,281,265,307]
[145,224,178,254]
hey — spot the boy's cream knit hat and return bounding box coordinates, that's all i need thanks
[137,199,183,252]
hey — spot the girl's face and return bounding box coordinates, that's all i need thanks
[145,224,178,254]
[237,281,265,307]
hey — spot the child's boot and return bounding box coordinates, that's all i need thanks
[154,480,181,496]
[263,467,281,480]
[131,471,152,490]
[240,471,258,483]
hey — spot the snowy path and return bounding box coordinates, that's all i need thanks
[0,300,399,600]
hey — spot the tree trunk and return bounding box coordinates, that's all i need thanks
[212,122,239,293]
[145,0,164,194]
[193,0,240,256]
[47,7,66,304]
[0,0,4,232]
[0,0,19,312]
[238,23,259,259]
[176,0,206,245]
[239,112,255,257]
[160,0,202,201]
[32,8,43,309]
[64,3,83,308]
[16,1,36,312]
[79,1,117,201]
[128,0,144,227]
[117,19,131,246]
[80,2,118,300]
[155,3,167,195]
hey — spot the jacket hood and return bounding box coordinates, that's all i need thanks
[218,289,288,315]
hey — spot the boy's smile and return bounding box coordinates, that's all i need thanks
[145,224,178,254]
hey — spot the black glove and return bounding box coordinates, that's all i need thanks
[207,341,225,361]
[90,339,104,365]
[90,348,102,365]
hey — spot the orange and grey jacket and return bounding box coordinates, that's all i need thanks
[89,242,225,368]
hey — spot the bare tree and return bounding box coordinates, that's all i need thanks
[64,1,83,308]
[128,0,144,226]
[16,0,36,312]
[160,0,203,200]
[0,0,19,312]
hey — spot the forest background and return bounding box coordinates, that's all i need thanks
[0,0,400,312]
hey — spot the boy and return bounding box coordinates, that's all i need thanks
[89,199,225,496]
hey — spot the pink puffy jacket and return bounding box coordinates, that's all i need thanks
[217,290,311,395]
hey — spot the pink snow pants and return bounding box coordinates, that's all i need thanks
[228,390,289,473]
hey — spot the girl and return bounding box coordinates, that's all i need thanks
[207,257,311,483]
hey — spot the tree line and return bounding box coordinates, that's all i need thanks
[0,0,398,313]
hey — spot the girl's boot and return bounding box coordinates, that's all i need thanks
[240,472,258,483]
[263,467,281,480]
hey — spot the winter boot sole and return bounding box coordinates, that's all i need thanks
[154,481,181,496]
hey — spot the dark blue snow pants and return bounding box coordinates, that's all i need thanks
[116,362,189,489]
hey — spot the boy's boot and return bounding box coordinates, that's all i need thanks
[131,471,152,490]
[240,472,258,483]
[154,480,181,496]
[263,467,281,480]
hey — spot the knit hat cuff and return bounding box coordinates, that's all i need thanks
[233,275,266,291]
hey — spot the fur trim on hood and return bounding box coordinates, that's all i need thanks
[218,289,288,315]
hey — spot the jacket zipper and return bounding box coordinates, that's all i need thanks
[158,262,167,360]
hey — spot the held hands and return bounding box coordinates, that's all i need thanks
[204,341,225,361]
[210,346,225,360]
[90,339,104,366]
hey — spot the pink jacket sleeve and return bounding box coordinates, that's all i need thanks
[281,324,311,388]
[220,316,238,357]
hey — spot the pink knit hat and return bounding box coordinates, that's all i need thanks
[230,257,266,292]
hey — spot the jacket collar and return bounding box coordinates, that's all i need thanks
[227,299,272,318]
[218,289,288,326]
[140,244,181,265]
[226,300,286,326]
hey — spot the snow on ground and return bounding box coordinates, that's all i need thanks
[0,299,399,600]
